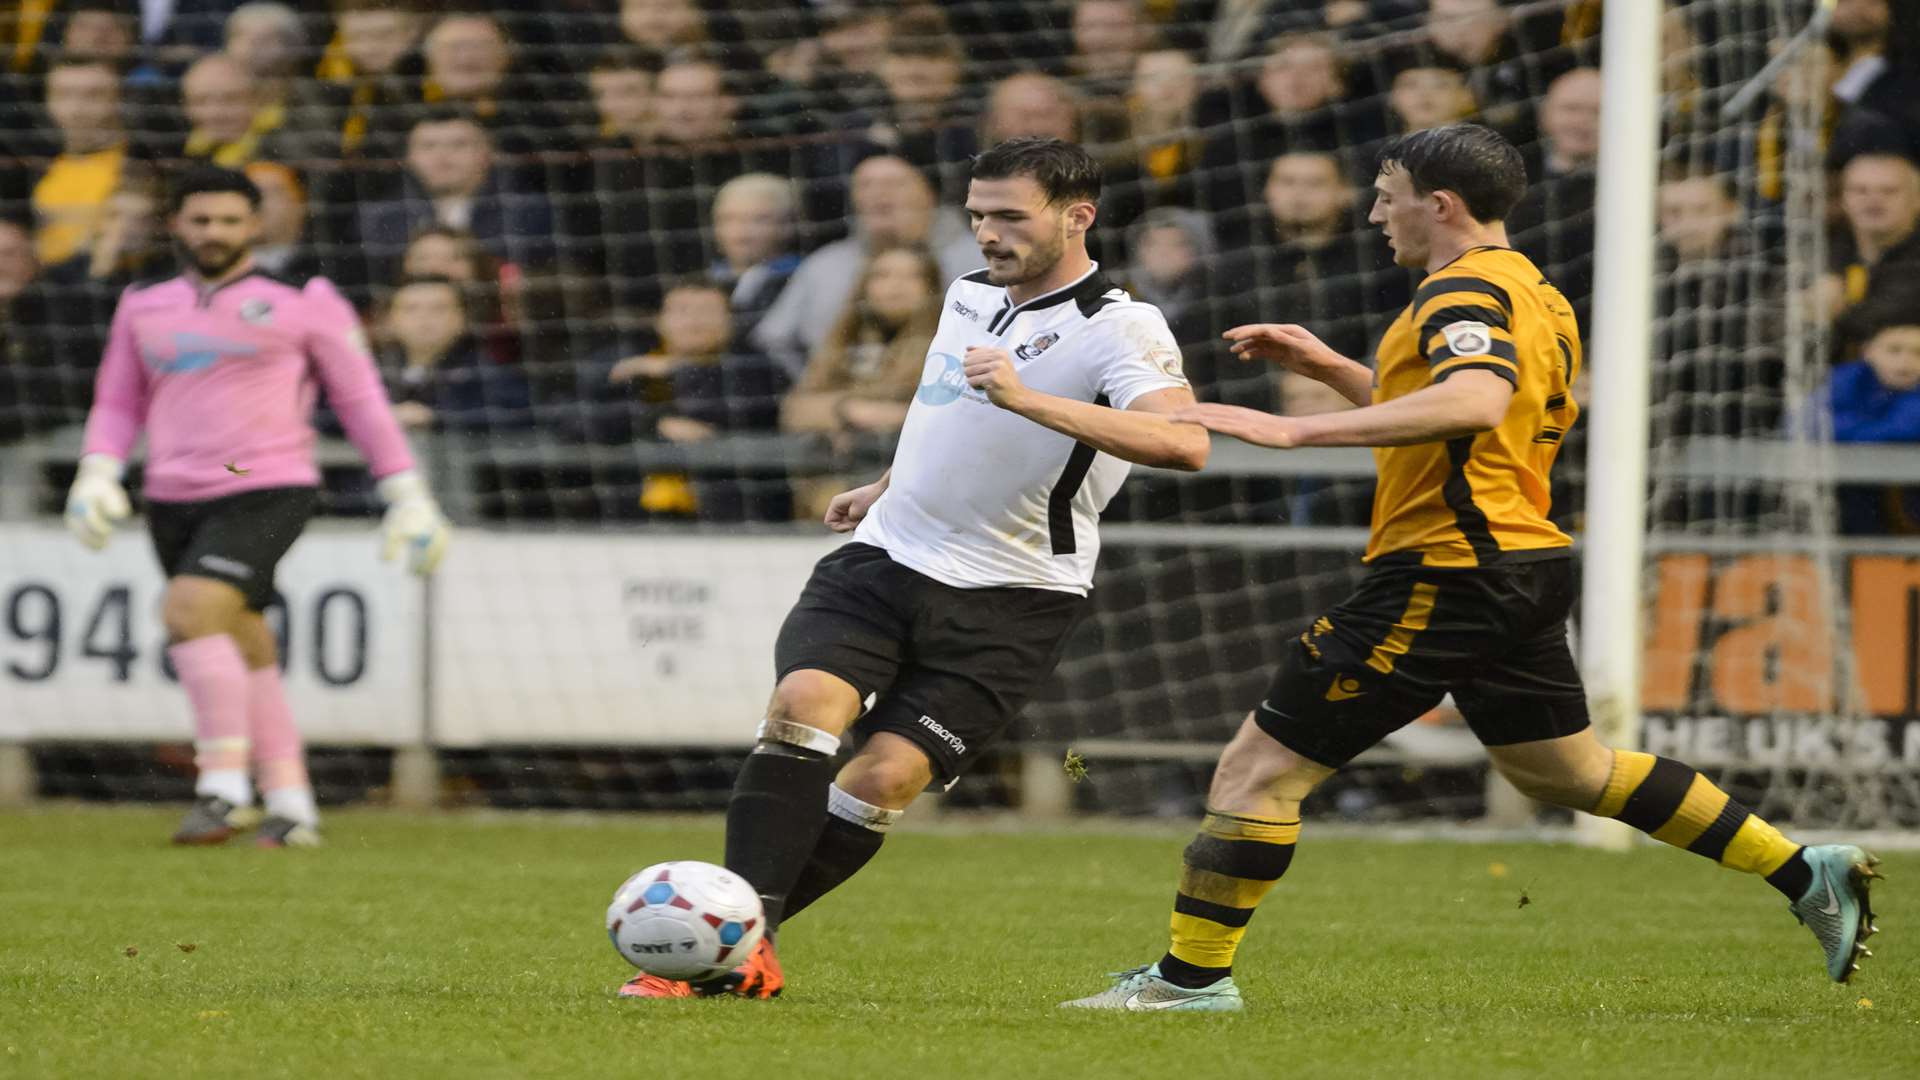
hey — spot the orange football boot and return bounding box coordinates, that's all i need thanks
[618,938,784,999]
[618,973,695,998]
[697,937,783,999]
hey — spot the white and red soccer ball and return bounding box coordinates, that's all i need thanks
[605,861,765,981]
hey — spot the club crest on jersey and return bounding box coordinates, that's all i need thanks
[1015,330,1060,361]
[1146,345,1184,379]
[1441,320,1492,357]
[238,298,274,325]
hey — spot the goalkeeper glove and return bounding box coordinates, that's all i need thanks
[65,453,131,551]
[376,470,450,576]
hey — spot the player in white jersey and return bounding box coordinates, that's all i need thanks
[620,138,1210,1000]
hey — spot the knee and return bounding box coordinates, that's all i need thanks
[161,581,241,642]
[767,670,860,734]
[837,742,933,808]
[1209,717,1331,810]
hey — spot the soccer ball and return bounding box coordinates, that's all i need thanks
[605,861,765,981]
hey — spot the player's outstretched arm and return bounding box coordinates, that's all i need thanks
[962,347,1208,471]
[1222,323,1373,408]
[1173,369,1513,450]
[68,290,147,550]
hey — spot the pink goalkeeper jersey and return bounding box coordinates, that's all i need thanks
[82,266,414,503]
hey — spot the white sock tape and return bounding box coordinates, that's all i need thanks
[827,784,903,833]
[755,718,841,757]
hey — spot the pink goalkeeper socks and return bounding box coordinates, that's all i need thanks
[249,664,309,792]
[168,635,252,798]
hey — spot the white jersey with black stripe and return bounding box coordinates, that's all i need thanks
[852,263,1189,595]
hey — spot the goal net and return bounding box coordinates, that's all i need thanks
[2,1,1914,831]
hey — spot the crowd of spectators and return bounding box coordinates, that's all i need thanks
[1,1,1918,528]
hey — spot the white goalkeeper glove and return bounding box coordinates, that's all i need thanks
[376,470,450,576]
[65,453,131,551]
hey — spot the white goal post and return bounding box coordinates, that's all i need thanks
[1577,0,1661,851]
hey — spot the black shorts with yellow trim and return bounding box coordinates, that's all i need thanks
[1253,555,1589,768]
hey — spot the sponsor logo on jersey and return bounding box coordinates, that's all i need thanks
[915,352,983,406]
[238,298,274,325]
[918,714,967,755]
[144,332,260,374]
[951,299,980,321]
[1015,330,1060,361]
[1441,320,1492,356]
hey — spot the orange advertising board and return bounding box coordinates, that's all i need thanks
[1640,553,1920,769]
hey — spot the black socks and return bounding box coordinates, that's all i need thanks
[723,746,835,931]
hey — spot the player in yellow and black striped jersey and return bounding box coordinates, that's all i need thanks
[1061,124,1881,1015]
[1367,243,1579,566]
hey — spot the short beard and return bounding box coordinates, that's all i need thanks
[985,226,1067,287]
[179,240,248,279]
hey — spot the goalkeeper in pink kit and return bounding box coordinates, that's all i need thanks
[67,166,451,847]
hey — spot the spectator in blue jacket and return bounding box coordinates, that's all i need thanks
[1828,315,1920,442]
[1822,307,1920,532]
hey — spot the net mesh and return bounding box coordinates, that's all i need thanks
[1,0,1915,828]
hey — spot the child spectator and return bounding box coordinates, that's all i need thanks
[400,224,522,366]
[379,276,533,435]
[1820,308,1920,533]
[1826,313,1920,444]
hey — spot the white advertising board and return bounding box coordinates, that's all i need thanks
[0,523,423,744]
[432,532,843,746]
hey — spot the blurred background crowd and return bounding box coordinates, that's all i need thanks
[1,0,1918,529]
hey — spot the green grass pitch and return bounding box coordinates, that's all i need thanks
[3,807,1915,1080]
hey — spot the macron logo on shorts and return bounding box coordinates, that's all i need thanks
[918,715,967,755]
[198,554,254,579]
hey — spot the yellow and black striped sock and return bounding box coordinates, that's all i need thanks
[1593,750,1811,897]
[1160,810,1299,987]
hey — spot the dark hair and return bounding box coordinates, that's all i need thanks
[409,104,489,135]
[1858,296,1920,341]
[971,137,1102,206]
[1375,122,1527,223]
[168,165,261,213]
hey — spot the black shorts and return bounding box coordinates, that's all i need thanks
[774,542,1089,782]
[1254,557,1590,767]
[147,486,318,611]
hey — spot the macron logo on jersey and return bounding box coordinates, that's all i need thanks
[144,332,259,374]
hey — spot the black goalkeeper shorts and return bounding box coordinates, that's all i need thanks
[1254,557,1590,767]
[147,486,318,611]
[773,542,1088,782]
